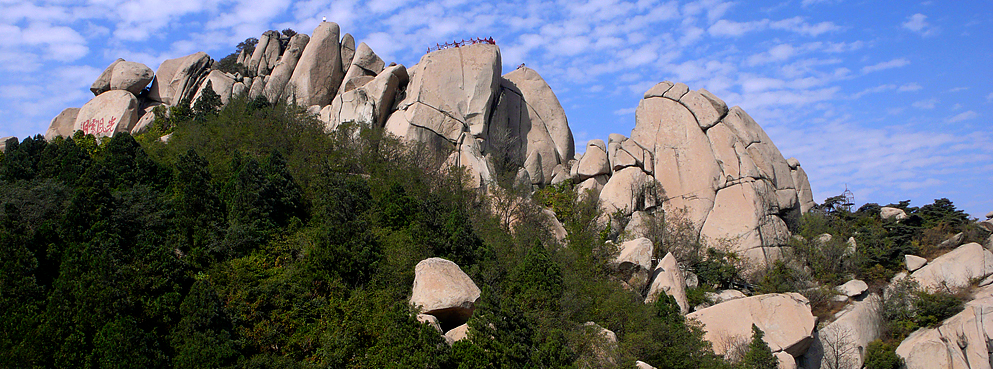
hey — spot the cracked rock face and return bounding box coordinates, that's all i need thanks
[617,82,809,265]
[687,293,816,357]
[148,51,213,106]
[896,284,993,369]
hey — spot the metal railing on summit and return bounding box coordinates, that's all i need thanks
[426,37,496,53]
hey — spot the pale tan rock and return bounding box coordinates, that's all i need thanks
[247,31,275,73]
[263,33,309,104]
[340,33,355,73]
[91,58,124,96]
[542,208,567,244]
[645,252,689,314]
[632,93,720,231]
[130,106,157,135]
[410,258,481,327]
[349,42,384,75]
[836,279,868,297]
[679,89,726,129]
[582,322,619,367]
[73,90,140,138]
[231,82,246,98]
[910,242,993,291]
[192,70,236,106]
[880,206,908,220]
[643,81,674,98]
[417,313,443,333]
[896,284,993,369]
[704,289,747,304]
[45,107,80,140]
[445,323,469,344]
[256,30,282,76]
[285,23,342,107]
[687,293,815,356]
[635,361,657,369]
[599,167,649,215]
[387,44,499,146]
[905,254,926,272]
[148,52,213,105]
[663,82,689,100]
[576,175,609,198]
[938,232,965,249]
[500,67,574,165]
[577,140,610,179]
[549,163,570,185]
[524,151,545,185]
[804,293,882,369]
[110,61,154,95]
[623,211,654,241]
[248,76,266,100]
[612,238,653,291]
[775,351,797,369]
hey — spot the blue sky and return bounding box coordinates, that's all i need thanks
[1,0,991,217]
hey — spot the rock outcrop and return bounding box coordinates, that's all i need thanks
[110,61,155,95]
[73,90,140,138]
[909,242,993,291]
[880,206,908,220]
[687,293,815,357]
[148,52,213,106]
[804,294,883,369]
[263,33,310,104]
[45,108,80,140]
[410,258,481,330]
[284,22,342,107]
[611,238,653,291]
[896,284,993,369]
[90,58,124,96]
[644,252,689,314]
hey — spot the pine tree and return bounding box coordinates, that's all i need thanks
[740,324,778,369]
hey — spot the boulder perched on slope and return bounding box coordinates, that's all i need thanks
[909,242,993,291]
[90,58,124,96]
[687,293,815,357]
[110,61,154,95]
[644,252,688,314]
[896,284,993,369]
[610,238,653,291]
[410,258,481,329]
[148,52,213,106]
[45,107,80,140]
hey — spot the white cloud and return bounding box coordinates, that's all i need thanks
[861,58,910,74]
[898,83,922,92]
[946,111,978,123]
[770,17,841,36]
[613,107,636,115]
[708,19,769,37]
[912,98,938,109]
[747,43,796,66]
[946,87,969,93]
[902,13,936,36]
[987,92,993,102]
[852,84,896,99]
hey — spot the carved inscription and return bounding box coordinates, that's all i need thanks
[79,116,118,135]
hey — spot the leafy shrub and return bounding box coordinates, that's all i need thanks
[863,340,903,369]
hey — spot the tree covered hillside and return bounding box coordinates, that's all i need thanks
[0,95,750,368]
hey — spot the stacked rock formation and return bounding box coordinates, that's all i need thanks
[409,257,481,344]
[42,22,811,267]
[578,82,814,266]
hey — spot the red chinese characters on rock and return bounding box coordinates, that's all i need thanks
[79,116,119,135]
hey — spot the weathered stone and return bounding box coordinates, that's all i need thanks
[524,151,545,185]
[645,252,689,314]
[326,65,408,132]
[775,352,797,369]
[577,174,609,198]
[581,322,619,367]
[635,361,657,369]
[599,167,649,215]
[816,233,833,244]
[612,238,653,291]
[687,293,815,356]
[91,58,125,96]
[937,232,964,249]
[663,82,689,100]
[148,52,213,106]
[879,206,907,220]
[410,258,481,329]
[247,31,275,73]
[110,61,154,95]
[192,70,236,106]
[130,102,162,135]
[256,30,282,76]
[550,163,570,185]
[896,284,993,369]
[910,242,993,291]
[835,279,868,297]
[643,81,674,98]
[623,211,653,241]
[0,137,15,152]
[248,76,266,99]
[284,23,341,107]
[679,89,726,130]
[386,44,500,146]
[417,314,443,333]
[340,33,355,73]
[704,289,747,305]
[349,42,384,75]
[577,140,610,179]
[804,294,882,369]
[487,67,573,184]
[542,208,567,244]
[445,323,469,344]
[73,90,140,138]
[231,81,246,98]
[632,92,720,231]
[45,108,80,140]
[263,33,310,104]
[905,254,926,272]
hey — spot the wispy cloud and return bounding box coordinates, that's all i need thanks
[912,98,938,109]
[946,111,978,123]
[898,83,922,92]
[902,13,937,37]
[861,58,910,74]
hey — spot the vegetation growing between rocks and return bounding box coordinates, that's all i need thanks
[0,95,737,368]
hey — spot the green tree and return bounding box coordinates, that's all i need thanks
[739,324,777,369]
[863,340,903,369]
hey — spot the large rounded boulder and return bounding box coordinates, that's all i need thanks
[687,293,815,357]
[73,90,140,138]
[410,258,481,330]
